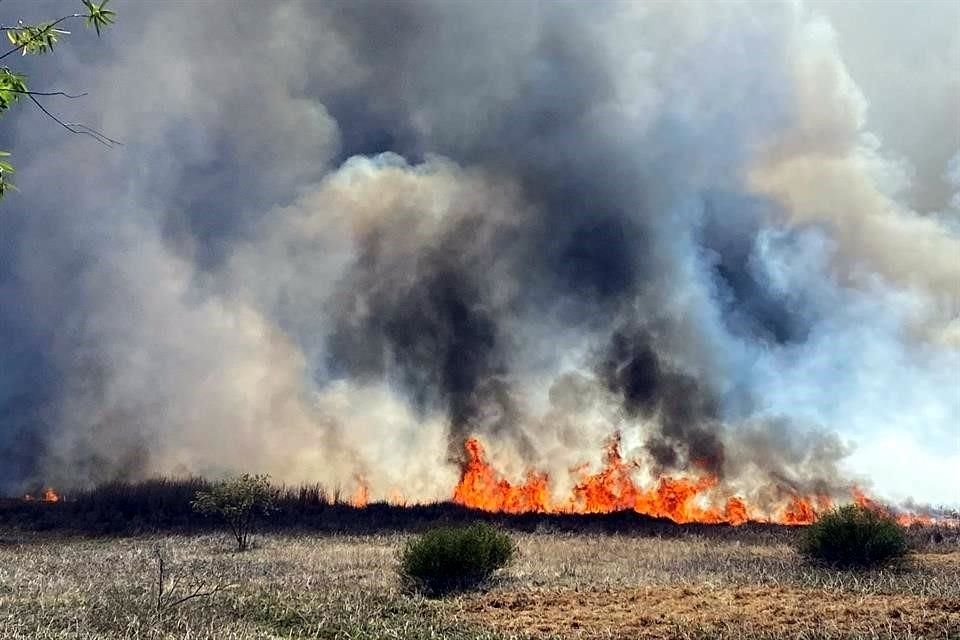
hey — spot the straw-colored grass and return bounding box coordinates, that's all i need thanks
[0,528,957,639]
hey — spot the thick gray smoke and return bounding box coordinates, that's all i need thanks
[1,0,957,508]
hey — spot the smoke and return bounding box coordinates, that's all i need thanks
[0,0,957,507]
[598,324,725,475]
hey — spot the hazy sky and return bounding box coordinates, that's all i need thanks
[810,0,959,213]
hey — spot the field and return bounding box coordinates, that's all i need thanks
[2,522,959,639]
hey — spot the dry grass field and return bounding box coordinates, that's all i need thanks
[1,527,958,640]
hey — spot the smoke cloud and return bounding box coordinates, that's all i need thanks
[1,0,957,507]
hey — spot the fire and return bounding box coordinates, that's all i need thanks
[852,487,945,527]
[23,488,60,502]
[453,438,551,513]
[724,497,749,526]
[452,435,822,525]
[450,437,960,526]
[349,477,370,508]
[781,496,823,525]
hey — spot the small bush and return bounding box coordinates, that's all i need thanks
[399,523,515,595]
[801,504,908,568]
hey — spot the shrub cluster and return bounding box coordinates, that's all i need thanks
[399,523,515,595]
[801,504,908,568]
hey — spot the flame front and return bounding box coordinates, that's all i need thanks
[453,436,822,525]
[14,449,948,528]
[452,438,551,513]
[852,487,940,527]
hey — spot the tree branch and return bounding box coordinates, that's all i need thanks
[27,93,120,146]
[10,88,87,98]
[165,582,233,610]
[0,15,81,61]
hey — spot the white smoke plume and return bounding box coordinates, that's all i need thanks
[0,0,957,508]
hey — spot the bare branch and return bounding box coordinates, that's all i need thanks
[169,572,185,595]
[10,88,88,98]
[27,93,121,146]
[166,582,233,610]
[152,548,234,623]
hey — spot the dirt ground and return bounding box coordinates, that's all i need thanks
[1,528,958,639]
[447,533,960,639]
[454,583,960,639]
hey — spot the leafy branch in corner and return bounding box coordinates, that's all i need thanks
[0,0,118,198]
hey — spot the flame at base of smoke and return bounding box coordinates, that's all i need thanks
[22,443,953,528]
[453,435,833,525]
[852,488,942,528]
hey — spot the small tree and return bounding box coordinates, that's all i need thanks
[192,474,276,551]
[801,504,908,568]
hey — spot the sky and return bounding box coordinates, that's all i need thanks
[0,0,957,509]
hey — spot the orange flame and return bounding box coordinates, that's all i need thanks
[781,496,820,525]
[452,435,821,525]
[350,478,370,508]
[452,438,551,513]
[349,477,370,508]
[853,487,942,527]
[724,497,749,526]
[450,439,960,526]
[23,488,60,503]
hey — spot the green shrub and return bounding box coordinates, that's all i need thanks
[399,523,515,595]
[801,504,908,568]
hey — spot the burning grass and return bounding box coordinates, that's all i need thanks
[6,436,957,534]
[3,475,958,544]
[0,527,958,639]
[452,436,952,528]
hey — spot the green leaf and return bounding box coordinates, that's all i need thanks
[5,22,66,55]
[82,0,117,37]
[0,69,28,112]
[0,173,17,198]
[0,150,14,179]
